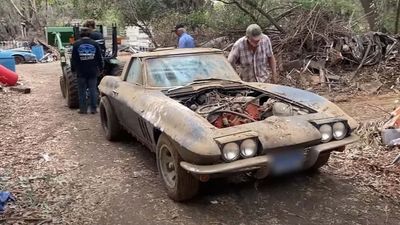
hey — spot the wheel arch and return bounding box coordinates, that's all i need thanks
[12,54,26,63]
[12,54,25,59]
[153,128,162,147]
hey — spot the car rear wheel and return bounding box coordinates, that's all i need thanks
[14,55,24,64]
[100,96,122,141]
[156,134,199,201]
[309,152,331,171]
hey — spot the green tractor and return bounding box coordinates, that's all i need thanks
[47,24,121,108]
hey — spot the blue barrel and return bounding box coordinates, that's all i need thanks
[0,51,16,72]
[31,45,44,60]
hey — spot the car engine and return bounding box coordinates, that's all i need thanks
[177,89,311,128]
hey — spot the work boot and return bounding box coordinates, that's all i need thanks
[90,107,98,114]
[77,109,87,114]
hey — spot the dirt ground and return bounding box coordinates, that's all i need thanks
[1,62,400,225]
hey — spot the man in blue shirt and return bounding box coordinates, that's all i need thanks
[173,24,195,48]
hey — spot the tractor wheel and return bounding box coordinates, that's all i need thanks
[110,63,124,76]
[64,67,79,109]
[59,75,66,98]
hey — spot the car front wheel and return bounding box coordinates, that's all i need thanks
[156,134,199,201]
[14,55,24,64]
[309,152,331,171]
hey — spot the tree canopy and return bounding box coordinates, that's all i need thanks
[1,0,399,41]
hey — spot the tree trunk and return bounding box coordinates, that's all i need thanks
[396,0,400,33]
[359,0,379,31]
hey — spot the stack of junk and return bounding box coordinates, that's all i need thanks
[381,106,400,165]
[382,106,400,147]
[0,51,19,86]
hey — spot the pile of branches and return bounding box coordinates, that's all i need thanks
[267,6,398,69]
[205,6,399,92]
[269,6,352,65]
[263,6,399,92]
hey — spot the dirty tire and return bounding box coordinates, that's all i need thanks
[14,55,24,64]
[64,68,79,109]
[310,152,331,171]
[100,96,122,141]
[59,75,66,98]
[156,134,199,201]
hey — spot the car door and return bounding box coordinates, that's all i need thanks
[117,57,150,144]
[107,58,131,120]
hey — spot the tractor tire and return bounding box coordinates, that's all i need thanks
[156,134,199,201]
[99,96,122,141]
[110,63,124,76]
[59,75,66,98]
[64,67,79,109]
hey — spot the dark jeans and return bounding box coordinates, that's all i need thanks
[77,77,98,113]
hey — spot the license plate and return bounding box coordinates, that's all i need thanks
[270,150,305,175]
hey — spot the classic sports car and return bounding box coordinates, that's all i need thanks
[1,49,37,64]
[98,48,359,201]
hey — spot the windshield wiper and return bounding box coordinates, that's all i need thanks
[192,78,242,84]
[165,78,242,94]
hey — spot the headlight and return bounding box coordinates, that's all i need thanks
[240,139,258,158]
[319,124,333,142]
[222,143,240,162]
[332,122,347,140]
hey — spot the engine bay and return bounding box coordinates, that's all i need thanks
[174,88,312,128]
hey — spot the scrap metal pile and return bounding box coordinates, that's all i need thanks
[211,7,400,93]
[382,106,400,147]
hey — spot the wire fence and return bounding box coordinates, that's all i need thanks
[0,40,29,50]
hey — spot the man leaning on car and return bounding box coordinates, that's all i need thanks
[228,24,278,84]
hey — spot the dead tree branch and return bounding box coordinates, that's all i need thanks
[242,0,286,33]
[215,0,258,23]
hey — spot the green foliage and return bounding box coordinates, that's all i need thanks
[1,0,400,41]
[375,0,399,32]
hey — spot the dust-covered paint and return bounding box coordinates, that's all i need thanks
[99,48,359,169]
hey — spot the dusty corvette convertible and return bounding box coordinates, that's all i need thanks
[98,48,359,201]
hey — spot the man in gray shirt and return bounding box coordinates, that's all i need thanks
[228,24,278,83]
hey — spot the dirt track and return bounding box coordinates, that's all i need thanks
[1,62,400,225]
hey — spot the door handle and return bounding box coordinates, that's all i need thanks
[112,90,118,96]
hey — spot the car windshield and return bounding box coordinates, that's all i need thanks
[146,54,240,87]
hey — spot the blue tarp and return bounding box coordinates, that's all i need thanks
[0,192,15,213]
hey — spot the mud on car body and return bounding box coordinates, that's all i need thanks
[98,48,359,201]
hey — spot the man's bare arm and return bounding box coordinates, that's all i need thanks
[268,56,278,83]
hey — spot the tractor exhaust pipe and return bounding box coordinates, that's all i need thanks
[111,24,118,58]
[73,24,80,42]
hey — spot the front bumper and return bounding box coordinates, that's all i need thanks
[180,135,359,175]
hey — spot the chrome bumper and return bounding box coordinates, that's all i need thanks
[180,135,359,175]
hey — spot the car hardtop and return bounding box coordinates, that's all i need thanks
[130,48,224,59]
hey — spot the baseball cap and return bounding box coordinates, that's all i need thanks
[171,23,185,32]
